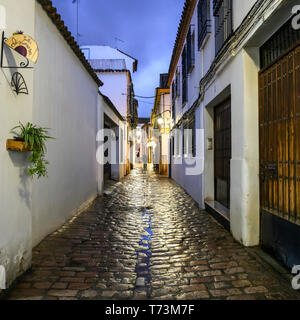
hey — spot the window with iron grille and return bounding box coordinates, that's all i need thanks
[260,14,300,69]
[172,136,175,156]
[214,0,232,55]
[175,67,180,97]
[198,0,211,50]
[175,129,180,156]
[187,25,195,72]
[182,120,188,156]
[172,81,176,121]
[191,115,196,157]
[182,45,188,105]
[182,115,196,157]
[172,80,176,114]
[213,0,222,14]
[120,128,124,163]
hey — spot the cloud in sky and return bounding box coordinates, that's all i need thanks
[52,0,185,118]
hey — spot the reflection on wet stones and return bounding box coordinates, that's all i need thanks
[4,168,300,301]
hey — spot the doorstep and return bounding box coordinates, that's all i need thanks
[205,200,230,231]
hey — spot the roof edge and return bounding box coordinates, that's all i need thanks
[117,49,138,72]
[37,0,103,87]
[167,0,198,87]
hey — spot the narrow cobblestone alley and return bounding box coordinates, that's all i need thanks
[4,168,300,300]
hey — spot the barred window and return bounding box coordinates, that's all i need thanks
[182,115,196,157]
[175,129,180,156]
[172,81,176,120]
[198,0,211,50]
[214,0,233,55]
[182,45,188,106]
[120,128,124,163]
[191,115,196,157]
[175,67,180,97]
[187,25,195,72]
[260,15,300,69]
[172,136,175,156]
[182,120,188,156]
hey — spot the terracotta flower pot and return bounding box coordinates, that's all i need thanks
[6,139,32,152]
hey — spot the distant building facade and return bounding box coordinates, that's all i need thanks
[150,74,171,176]
[81,45,139,178]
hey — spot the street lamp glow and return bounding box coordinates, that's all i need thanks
[157,118,164,125]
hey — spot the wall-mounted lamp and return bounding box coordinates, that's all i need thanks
[157,117,164,125]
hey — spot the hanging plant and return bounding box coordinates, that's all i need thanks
[10,122,55,178]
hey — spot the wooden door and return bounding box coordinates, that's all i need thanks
[259,43,300,225]
[104,123,111,180]
[214,99,231,209]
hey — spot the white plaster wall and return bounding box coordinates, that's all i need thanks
[31,3,100,247]
[203,47,260,246]
[141,126,149,164]
[102,99,127,180]
[0,0,35,289]
[169,0,267,239]
[158,92,171,160]
[200,0,290,246]
[171,2,204,124]
[232,0,258,31]
[169,1,206,207]
[97,72,128,118]
[97,94,104,196]
[171,107,204,207]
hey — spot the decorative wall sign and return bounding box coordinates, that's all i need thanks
[0,31,38,96]
[5,32,39,63]
[1,31,39,69]
[11,72,28,95]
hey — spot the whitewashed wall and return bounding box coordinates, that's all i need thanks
[102,98,127,180]
[0,0,105,289]
[31,3,102,247]
[0,0,35,290]
[201,0,289,245]
[169,0,287,242]
[97,72,128,118]
[170,1,205,207]
[171,107,204,206]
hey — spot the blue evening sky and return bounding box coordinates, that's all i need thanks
[52,0,185,118]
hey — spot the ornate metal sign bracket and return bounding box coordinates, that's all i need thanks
[1,31,32,69]
[11,72,28,95]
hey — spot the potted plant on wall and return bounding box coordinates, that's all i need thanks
[7,122,54,178]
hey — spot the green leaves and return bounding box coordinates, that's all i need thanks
[10,122,55,179]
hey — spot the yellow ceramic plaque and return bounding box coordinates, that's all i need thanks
[5,34,39,63]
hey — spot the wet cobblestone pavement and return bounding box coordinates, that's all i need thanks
[4,168,300,300]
